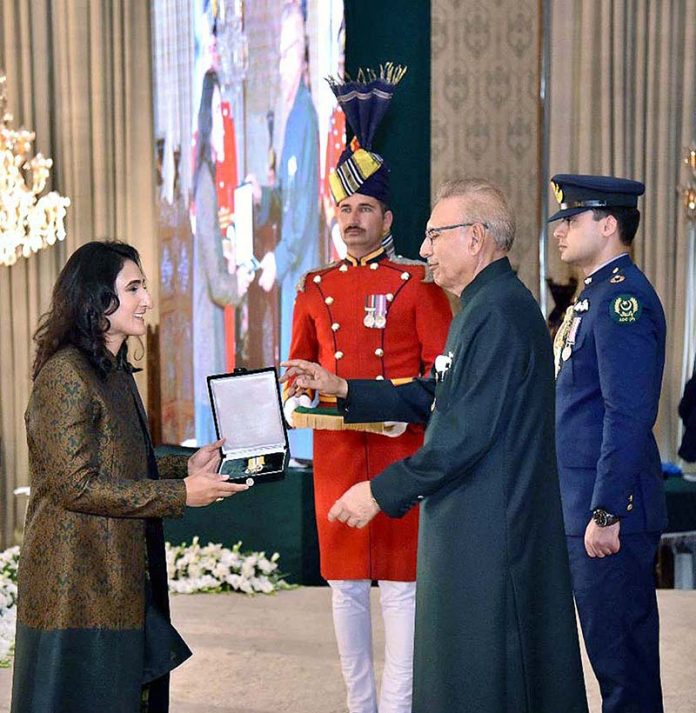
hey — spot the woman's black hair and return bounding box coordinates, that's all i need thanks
[192,69,220,191]
[32,241,143,380]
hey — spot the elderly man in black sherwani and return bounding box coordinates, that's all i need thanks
[283,178,588,713]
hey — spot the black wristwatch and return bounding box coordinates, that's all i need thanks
[592,508,620,527]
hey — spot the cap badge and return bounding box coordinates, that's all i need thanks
[552,181,564,205]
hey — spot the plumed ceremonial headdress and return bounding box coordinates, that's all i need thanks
[327,62,407,206]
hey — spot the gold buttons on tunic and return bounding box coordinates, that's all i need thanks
[339,264,348,272]
[627,504,634,511]
[375,375,384,380]
[335,351,344,360]
[386,293,394,302]
[375,348,384,357]
[325,296,334,305]
[313,275,322,283]
[370,263,379,270]
[401,272,410,280]
[331,323,340,331]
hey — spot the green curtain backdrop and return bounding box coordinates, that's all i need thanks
[345,1,431,259]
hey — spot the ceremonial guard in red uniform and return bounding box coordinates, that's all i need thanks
[285,65,451,713]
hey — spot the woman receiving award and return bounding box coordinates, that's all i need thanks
[10,241,248,713]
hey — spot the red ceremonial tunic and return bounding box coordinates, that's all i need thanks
[289,247,452,580]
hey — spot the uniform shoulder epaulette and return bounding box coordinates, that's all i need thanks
[295,261,341,292]
[389,255,434,283]
[605,270,629,286]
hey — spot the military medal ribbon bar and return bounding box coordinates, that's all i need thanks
[364,294,389,328]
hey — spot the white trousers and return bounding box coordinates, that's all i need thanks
[327,579,416,713]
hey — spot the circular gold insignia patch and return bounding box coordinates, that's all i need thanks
[610,294,642,324]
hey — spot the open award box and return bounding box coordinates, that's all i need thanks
[207,367,288,484]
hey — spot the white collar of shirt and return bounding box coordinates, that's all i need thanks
[589,252,629,277]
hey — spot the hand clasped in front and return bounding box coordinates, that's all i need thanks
[328,481,381,528]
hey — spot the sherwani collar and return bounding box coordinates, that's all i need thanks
[459,257,513,308]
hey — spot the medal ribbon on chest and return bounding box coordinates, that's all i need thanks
[554,305,575,378]
[553,294,590,378]
[364,294,389,329]
[564,317,581,359]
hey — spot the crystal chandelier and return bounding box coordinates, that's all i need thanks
[0,73,70,267]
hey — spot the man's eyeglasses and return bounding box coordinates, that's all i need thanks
[424,222,489,246]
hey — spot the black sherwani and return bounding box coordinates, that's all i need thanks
[341,258,588,713]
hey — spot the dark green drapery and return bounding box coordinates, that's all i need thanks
[345,1,431,259]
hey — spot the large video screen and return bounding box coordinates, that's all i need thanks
[152,0,344,449]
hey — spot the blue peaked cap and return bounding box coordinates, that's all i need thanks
[549,174,645,222]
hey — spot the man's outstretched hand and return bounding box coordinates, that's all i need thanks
[281,359,348,398]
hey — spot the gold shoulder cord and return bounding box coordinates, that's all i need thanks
[553,305,575,378]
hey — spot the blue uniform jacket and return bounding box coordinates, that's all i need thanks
[257,80,319,363]
[555,253,667,535]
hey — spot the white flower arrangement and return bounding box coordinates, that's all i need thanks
[0,539,291,667]
[0,546,19,668]
[166,537,292,595]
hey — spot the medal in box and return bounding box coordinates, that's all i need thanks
[207,367,288,484]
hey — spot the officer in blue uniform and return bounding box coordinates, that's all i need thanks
[551,174,667,713]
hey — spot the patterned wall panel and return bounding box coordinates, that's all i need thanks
[432,0,542,295]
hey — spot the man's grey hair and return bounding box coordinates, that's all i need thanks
[435,178,516,252]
